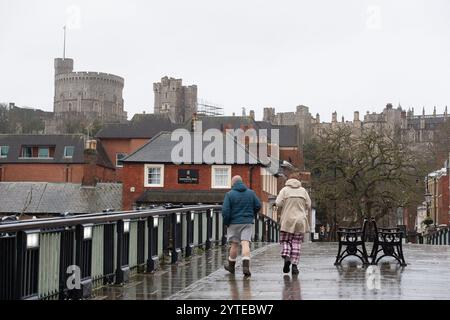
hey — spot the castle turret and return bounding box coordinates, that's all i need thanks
[332,111,337,123]
[354,111,360,122]
[263,107,275,123]
[54,58,74,76]
[249,110,255,120]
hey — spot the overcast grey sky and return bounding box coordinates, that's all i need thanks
[1,0,449,122]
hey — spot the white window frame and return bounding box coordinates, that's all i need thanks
[0,146,8,158]
[211,165,232,189]
[144,164,164,188]
[115,152,128,168]
[64,146,75,159]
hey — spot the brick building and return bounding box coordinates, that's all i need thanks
[121,132,279,217]
[97,114,305,182]
[96,114,177,182]
[426,167,450,226]
[0,134,115,183]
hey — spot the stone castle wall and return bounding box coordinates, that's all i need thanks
[264,104,449,146]
[154,76,197,124]
[53,58,127,123]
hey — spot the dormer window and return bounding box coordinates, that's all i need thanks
[0,146,8,158]
[64,146,75,158]
[20,146,55,159]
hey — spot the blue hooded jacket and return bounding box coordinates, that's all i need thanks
[222,181,261,225]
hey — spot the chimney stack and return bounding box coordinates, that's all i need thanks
[82,139,98,187]
[354,111,360,122]
[249,110,255,120]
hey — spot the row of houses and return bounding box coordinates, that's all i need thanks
[0,114,308,219]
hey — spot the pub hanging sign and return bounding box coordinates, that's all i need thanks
[178,169,199,184]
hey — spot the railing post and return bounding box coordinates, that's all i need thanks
[271,220,275,242]
[261,218,266,242]
[146,216,159,272]
[15,230,40,300]
[103,223,115,285]
[215,210,220,242]
[206,209,213,250]
[115,220,130,284]
[137,219,146,268]
[70,224,93,299]
[171,213,182,264]
[59,227,75,300]
[185,212,194,257]
[0,234,16,300]
[198,211,203,249]
[222,223,227,246]
[254,214,259,242]
[269,220,273,242]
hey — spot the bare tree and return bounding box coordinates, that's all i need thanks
[307,126,432,233]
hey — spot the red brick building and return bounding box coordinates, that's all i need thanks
[0,134,115,184]
[427,168,450,226]
[96,114,177,182]
[122,132,279,217]
[97,114,306,184]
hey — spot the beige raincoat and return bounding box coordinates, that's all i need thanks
[276,179,312,234]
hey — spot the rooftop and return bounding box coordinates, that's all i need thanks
[0,182,122,215]
[123,131,260,164]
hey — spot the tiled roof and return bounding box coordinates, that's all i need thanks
[0,134,114,168]
[96,114,178,139]
[0,134,85,163]
[124,131,260,164]
[0,182,122,215]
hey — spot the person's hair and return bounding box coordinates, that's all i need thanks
[288,170,301,181]
[231,175,243,185]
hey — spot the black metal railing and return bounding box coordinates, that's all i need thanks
[418,225,450,245]
[0,205,280,300]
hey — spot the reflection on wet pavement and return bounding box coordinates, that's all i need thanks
[94,242,450,300]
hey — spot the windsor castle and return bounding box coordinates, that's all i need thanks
[263,104,449,147]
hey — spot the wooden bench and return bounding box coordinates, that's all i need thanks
[334,218,407,266]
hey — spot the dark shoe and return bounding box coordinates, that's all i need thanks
[292,264,299,276]
[283,257,291,273]
[242,259,251,277]
[224,260,236,274]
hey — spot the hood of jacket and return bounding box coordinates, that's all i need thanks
[285,179,302,189]
[232,181,248,192]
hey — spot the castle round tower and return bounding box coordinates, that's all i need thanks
[53,58,126,123]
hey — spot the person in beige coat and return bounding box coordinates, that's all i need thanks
[275,173,311,275]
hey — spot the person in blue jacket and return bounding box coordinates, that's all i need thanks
[222,175,261,277]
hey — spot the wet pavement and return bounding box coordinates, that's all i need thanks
[93,242,450,300]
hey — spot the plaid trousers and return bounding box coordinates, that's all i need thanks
[280,231,304,265]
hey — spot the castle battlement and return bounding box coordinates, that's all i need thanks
[55,72,124,85]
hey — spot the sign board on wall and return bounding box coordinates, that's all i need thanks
[178,169,199,184]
